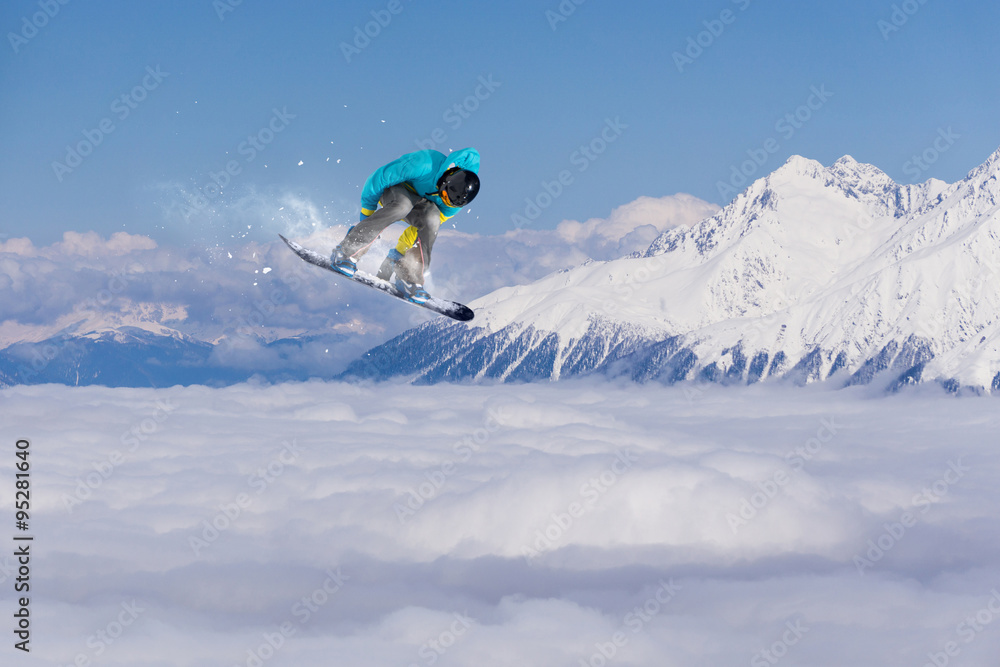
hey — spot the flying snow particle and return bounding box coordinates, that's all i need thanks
[263,267,272,274]
[298,161,304,166]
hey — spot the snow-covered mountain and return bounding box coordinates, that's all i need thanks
[345,148,1000,393]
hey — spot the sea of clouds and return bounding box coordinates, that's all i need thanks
[2,379,998,666]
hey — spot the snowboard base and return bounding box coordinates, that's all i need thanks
[279,235,474,322]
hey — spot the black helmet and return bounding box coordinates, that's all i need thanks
[438,167,480,207]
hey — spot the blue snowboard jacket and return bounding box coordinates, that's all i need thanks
[360,148,481,222]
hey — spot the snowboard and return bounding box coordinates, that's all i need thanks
[278,235,474,322]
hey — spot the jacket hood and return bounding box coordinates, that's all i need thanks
[435,148,480,185]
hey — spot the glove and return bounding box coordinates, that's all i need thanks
[360,207,375,222]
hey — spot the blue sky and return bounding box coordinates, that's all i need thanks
[2,0,1000,246]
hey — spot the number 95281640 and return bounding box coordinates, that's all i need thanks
[15,439,30,528]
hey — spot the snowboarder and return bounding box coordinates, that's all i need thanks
[330,147,481,304]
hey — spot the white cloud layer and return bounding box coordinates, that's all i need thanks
[2,381,998,666]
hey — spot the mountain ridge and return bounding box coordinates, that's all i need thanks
[5,149,1000,392]
[344,149,1000,393]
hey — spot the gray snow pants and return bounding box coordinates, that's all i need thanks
[339,184,440,284]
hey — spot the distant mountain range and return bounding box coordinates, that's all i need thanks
[344,148,1000,394]
[5,148,1000,393]
[0,326,349,388]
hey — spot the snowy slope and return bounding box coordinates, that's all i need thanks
[346,148,1000,392]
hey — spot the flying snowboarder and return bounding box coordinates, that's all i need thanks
[329,147,481,304]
